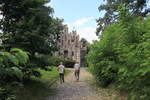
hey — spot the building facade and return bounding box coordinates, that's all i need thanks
[55,25,87,66]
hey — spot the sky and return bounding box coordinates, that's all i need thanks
[48,0,105,43]
[47,0,150,43]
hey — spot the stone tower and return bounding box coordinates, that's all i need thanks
[55,25,81,64]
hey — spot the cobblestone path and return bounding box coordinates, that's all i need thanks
[47,68,115,100]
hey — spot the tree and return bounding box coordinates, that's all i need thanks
[0,0,64,55]
[80,38,89,47]
[96,0,150,35]
[87,6,150,99]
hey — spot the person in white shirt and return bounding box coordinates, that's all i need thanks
[74,62,80,81]
[58,62,65,83]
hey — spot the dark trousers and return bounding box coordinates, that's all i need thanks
[59,73,64,83]
[75,70,80,81]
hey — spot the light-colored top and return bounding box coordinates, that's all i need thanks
[58,64,65,74]
[74,63,80,70]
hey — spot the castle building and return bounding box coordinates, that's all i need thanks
[55,25,87,66]
[55,25,87,67]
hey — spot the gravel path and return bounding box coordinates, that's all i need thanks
[47,68,115,100]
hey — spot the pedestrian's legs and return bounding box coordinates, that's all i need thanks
[74,71,75,77]
[74,71,77,81]
[77,70,80,81]
[62,73,65,83]
[59,73,62,83]
[75,70,80,81]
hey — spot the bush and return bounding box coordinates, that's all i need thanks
[0,48,29,82]
[86,7,150,100]
[0,87,16,100]
[33,54,64,67]
[63,59,75,68]
[48,56,64,66]
[47,56,75,68]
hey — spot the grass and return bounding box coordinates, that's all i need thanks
[33,66,60,85]
[13,66,70,100]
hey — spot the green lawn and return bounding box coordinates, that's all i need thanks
[33,67,60,85]
[14,66,70,100]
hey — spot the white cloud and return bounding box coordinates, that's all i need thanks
[72,17,93,27]
[77,27,99,43]
[65,17,94,28]
[65,17,99,43]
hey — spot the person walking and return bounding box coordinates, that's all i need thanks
[74,62,80,82]
[58,62,65,83]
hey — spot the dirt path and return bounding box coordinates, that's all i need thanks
[47,68,116,100]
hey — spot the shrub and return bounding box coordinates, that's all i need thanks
[0,87,16,100]
[86,8,150,100]
[47,56,75,68]
[63,59,75,68]
[48,56,64,66]
[0,48,29,82]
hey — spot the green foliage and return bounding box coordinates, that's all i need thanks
[14,67,70,100]
[80,38,89,47]
[48,56,75,68]
[96,0,149,35]
[0,0,64,80]
[87,7,150,100]
[0,0,64,99]
[32,54,75,68]
[10,48,29,65]
[0,87,16,100]
[63,59,75,68]
[41,56,75,67]
[48,56,64,66]
[31,54,63,68]
[0,48,29,82]
[0,0,64,55]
